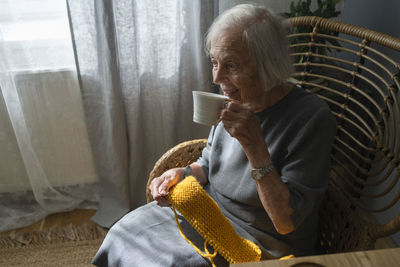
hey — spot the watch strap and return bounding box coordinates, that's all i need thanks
[251,164,275,180]
[183,165,192,177]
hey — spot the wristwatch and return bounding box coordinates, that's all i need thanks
[250,164,275,181]
[183,165,192,177]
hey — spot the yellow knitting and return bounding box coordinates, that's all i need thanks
[167,176,262,265]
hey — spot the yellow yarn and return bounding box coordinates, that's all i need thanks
[167,176,262,265]
[280,254,295,260]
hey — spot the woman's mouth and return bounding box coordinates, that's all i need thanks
[222,89,239,98]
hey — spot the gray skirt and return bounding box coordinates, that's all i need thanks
[92,201,229,267]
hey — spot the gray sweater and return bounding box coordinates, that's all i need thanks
[197,86,337,257]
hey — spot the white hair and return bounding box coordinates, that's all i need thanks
[205,4,293,91]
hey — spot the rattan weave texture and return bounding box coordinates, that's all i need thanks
[284,16,400,253]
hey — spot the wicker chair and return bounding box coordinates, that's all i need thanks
[146,17,400,254]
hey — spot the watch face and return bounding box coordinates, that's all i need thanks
[251,165,274,181]
[251,169,263,180]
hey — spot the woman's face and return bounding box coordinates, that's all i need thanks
[210,30,266,107]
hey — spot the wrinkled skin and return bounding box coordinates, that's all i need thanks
[150,168,183,207]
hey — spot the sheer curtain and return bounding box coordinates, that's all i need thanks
[67,0,214,227]
[0,0,215,230]
[0,0,98,231]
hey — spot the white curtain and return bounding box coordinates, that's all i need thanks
[66,0,215,227]
[0,0,215,230]
[0,0,99,231]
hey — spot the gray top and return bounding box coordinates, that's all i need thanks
[92,86,337,266]
[197,86,337,257]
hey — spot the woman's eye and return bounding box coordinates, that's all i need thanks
[226,62,237,70]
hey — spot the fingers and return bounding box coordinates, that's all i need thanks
[226,100,252,111]
[220,100,262,144]
[150,177,169,207]
[150,172,180,207]
[221,101,253,122]
[149,176,164,198]
[159,174,179,195]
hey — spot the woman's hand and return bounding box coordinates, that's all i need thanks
[221,100,295,234]
[150,168,184,207]
[220,100,264,149]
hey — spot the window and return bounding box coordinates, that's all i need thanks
[0,0,75,71]
[0,0,97,192]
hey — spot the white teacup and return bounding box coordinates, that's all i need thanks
[192,91,228,126]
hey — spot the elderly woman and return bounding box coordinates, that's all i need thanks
[93,4,337,267]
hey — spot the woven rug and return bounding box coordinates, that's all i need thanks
[0,224,107,267]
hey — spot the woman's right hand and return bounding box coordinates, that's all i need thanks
[149,168,184,207]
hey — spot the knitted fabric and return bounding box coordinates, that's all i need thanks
[167,176,262,264]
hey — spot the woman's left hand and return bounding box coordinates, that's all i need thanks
[220,100,264,148]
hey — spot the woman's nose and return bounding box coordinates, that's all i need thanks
[213,65,227,84]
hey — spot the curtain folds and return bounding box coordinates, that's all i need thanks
[67,0,214,227]
[0,0,99,231]
[0,0,215,231]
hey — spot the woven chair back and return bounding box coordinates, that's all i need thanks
[284,16,400,253]
[147,16,400,254]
